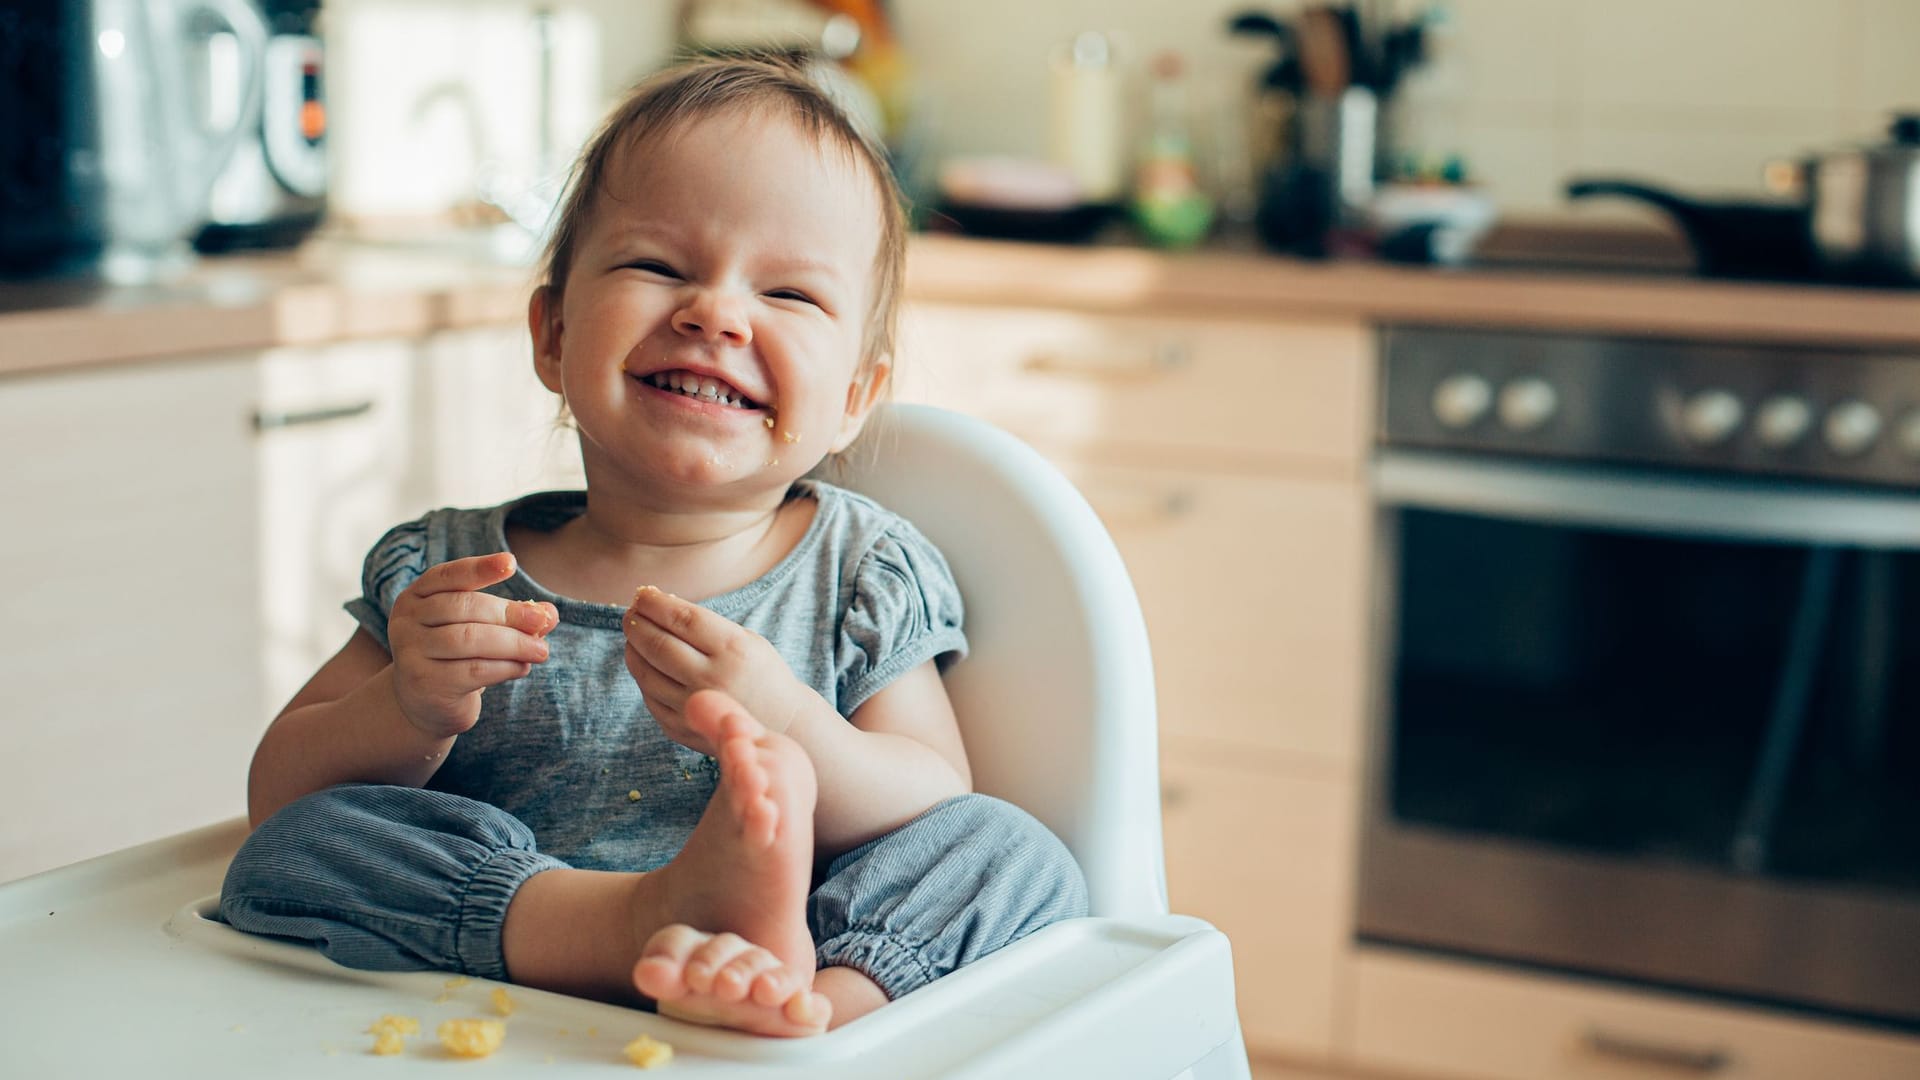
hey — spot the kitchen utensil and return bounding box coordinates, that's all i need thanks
[95,0,267,276]
[1048,31,1126,205]
[1570,114,1920,286]
[0,2,108,275]
[1790,113,1920,285]
[1565,178,1816,281]
[195,0,328,252]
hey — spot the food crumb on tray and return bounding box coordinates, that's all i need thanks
[437,1017,507,1058]
[624,1033,675,1068]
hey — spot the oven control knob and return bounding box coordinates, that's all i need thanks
[1680,389,1744,446]
[1824,400,1882,456]
[1896,410,1920,459]
[1432,373,1493,429]
[1754,395,1813,449]
[1498,377,1558,432]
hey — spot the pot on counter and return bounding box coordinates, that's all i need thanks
[1567,113,1920,286]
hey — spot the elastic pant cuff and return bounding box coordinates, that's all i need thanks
[454,847,565,980]
[815,932,938,1001]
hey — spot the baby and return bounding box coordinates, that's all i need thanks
[220,56,1087,1037]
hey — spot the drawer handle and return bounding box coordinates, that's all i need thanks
[1584,1028,1732,1074]
[253,400,376,431]
[1082,484,1195,524]
[1022,341,1189,380]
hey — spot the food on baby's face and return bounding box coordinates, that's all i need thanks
[624,1033,674,1068]
[490,987,516,1016]
[437,1018,507,1058]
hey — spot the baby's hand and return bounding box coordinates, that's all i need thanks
[388,553,558,739]
[623,586,815,755]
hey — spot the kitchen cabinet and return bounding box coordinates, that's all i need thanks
[0,353,265,883]
[419,325,584,509]
[896,300,1374,1062]
[255,339,438,713]
[1162,753,1357,1057]
[1348,945,1920,1080]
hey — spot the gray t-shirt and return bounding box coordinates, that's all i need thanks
[345,480,967,872]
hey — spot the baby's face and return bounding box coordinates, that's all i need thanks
[540,107,884,502]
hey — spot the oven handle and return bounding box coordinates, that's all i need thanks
[1373,450,1920,550]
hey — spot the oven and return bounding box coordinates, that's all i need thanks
[1359,325,1920,1031]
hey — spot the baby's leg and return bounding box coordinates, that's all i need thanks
[219,784,566,978]
[806,794,1091,1027]
[618,691,828,1035]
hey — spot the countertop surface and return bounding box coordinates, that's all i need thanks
[3,232,1918,378]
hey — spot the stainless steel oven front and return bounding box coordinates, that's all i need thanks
[1361,325,1920,1031]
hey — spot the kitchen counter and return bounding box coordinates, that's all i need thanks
[3,233,1919,377]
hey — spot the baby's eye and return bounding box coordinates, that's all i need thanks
[626,259,680,278]
[766,288,818,306]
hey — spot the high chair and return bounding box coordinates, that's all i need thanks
[0,404,1250,1079]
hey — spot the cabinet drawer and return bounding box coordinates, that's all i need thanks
[897,303,1371,470]
[1162,753,1356,1059]
[1059,460,1369,764]
[1348,946,1920,1080]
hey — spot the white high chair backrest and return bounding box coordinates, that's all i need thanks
[824,404,1169,919]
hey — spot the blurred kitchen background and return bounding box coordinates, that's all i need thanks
[4,3,1920,1079]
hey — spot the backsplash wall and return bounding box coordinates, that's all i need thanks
[325,0,1920,222]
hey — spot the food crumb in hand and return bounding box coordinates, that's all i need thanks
[624,1033,674,1068]
[490,987,516,1016]
[437,1018,506,1058]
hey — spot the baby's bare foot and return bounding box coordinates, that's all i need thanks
[635,925,831,1037]
[631,690,822,1036]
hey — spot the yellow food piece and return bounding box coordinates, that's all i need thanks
[367,1014,420,1037]
[624,1033,674,1068]
[372,1031,406,1056]
[437,1018,507,1058]
[491,987,516,1017]
[628,789,642,802]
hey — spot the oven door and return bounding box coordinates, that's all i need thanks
[1360,449,1920,1029]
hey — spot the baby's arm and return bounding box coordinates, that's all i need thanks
[623,588,968,855]
[246,553,556,826]
[790,660,972,855]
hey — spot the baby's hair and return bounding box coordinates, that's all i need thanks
[538,53,908,392]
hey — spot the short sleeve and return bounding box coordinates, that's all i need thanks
[342,518,432,653]
[835,523,969,715]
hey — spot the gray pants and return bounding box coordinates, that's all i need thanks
[220,785,1088,1001]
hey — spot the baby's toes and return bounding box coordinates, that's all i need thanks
[684,932,753,996]
[749,966,800,1007]
[711,947,781,1002]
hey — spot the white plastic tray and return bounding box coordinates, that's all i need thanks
[0,820,1243,1078]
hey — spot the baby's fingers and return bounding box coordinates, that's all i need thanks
[408,552,518,599]
[416,622,551,664]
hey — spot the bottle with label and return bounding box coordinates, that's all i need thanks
[1048,31,1126,206]
[1131,51,1215,248]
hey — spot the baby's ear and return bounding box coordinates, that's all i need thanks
[528,286,565,394]
[831,357,892,452]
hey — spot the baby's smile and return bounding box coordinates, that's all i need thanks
[639,369,764,411]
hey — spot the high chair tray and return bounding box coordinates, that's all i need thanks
[0,820,1241,1079]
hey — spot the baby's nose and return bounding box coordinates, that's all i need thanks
[672,292,752,345]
